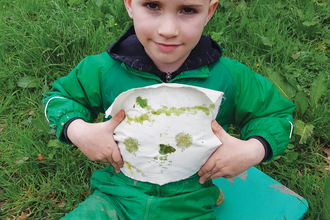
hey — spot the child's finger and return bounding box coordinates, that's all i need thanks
[198,153,217,183]
[211,120,227,140]
[199,170,223,184]
[198,159,224,184]
[199,166,222,184]
[198,158,215,177]
[112,145,123,168]
[199,172,212,184]
[107,155,121,173]
[108,110,125,131]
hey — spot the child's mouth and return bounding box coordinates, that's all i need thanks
[154,42,180,52]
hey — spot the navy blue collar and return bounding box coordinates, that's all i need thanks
[107,26,222,82]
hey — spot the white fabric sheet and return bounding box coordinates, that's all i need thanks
[105,84,224,185]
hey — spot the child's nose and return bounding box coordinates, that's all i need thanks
[157,16,179,39]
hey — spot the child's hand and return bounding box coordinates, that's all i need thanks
[198,120,265,184]
[67,110,125,173]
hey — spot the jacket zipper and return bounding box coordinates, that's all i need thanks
[169,74,209,83]
[166,73,172,83]
[142,196,154,220]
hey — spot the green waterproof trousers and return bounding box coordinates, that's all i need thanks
[61,165,220,220]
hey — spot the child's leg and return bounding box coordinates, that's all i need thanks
[90,165,220,220]
[62,165,222,220]
[60,189,123,220]
[149,178,220,220]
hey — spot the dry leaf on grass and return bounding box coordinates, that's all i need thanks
[0,200,6,208]
[18,211,28,220]
[80,191,87,196]
[56,199,65,208]
[37,154,44,161]
[15,157,29,164]
[315,165,330,173]
[321,147,330,161]
[297,170,303,177]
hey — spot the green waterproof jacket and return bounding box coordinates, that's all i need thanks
[43,52,295,161]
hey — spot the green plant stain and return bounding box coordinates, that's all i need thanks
[149,104,214,117]
[159,144,176,155]
[131,165,145,177]
[193,104,210,116]
[126,97,215,125]
[125,163,146,177]
[133,113,151,124]
[175,132,193,151]
[125,161,134,175]
[154,156,158,160]
[125,115,133,124]
[159,156,168,161]
[124,137,139,155]
[126,113,151,125]
[151,107,168,116]
[136,96,150,109]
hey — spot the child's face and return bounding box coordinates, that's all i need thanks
[124,0,218,72]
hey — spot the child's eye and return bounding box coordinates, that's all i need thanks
[145,3,160,10]
[181,8,196,14]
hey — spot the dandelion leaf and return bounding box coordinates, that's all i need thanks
[95,0,103,7]
[236,16,249,33]
[310,74,326,109]
[285,151,299,163]
[295,91,308,117]
[303,19,319,27]
[31,113,50,134]
[48,149,57,159]
[236,1,248,15]
[47,139,62,148]
[106,14,115,27]
[265,68,296,101]
[292,51,309,60]
[293,120,314,144]
[303,5,319,26]
[18,76,39,88]
[259,36,274,47]
[42,76,50,96]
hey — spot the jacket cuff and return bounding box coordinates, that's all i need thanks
[62,117,84,144]
[247,136,272,162]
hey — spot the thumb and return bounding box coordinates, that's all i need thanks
[211,120,228,140]
[107,110,125,130]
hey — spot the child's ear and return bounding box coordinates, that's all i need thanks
[205,0,218,26]
[124,0,133,19]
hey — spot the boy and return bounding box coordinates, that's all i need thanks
[43,0,295,219]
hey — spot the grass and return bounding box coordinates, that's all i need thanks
[0,0,329,219]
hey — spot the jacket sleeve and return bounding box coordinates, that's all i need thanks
[222,58,296,161]
[43,53,115,143]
